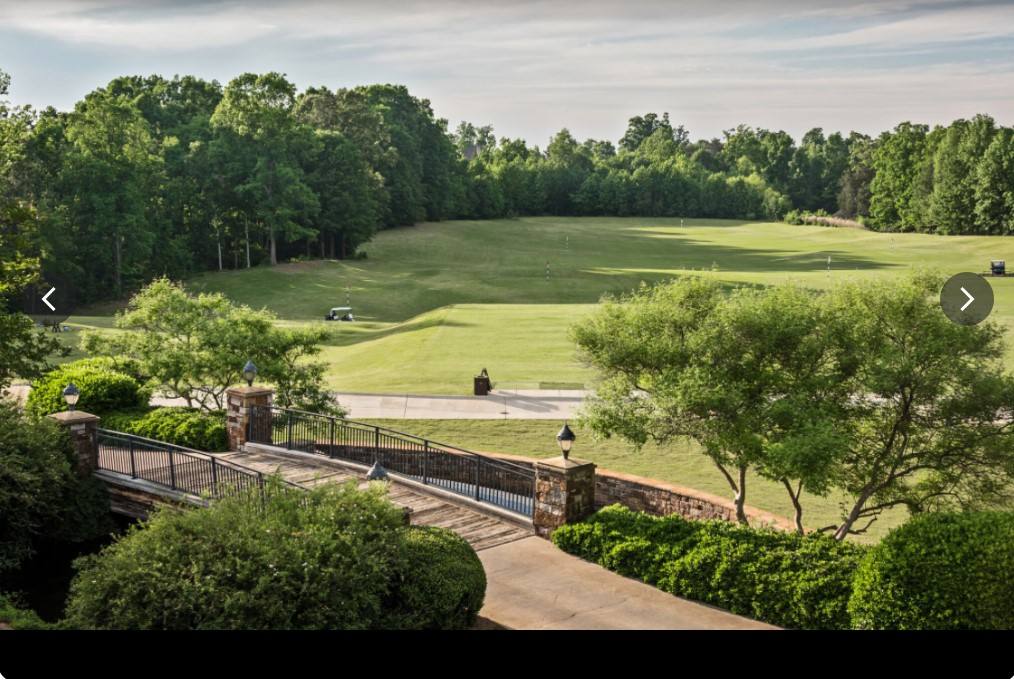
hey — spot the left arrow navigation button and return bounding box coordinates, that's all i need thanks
[42,287,56,312]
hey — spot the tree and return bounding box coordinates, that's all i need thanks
[619,112,686,153]
[821,272,1014,539]
[574,272,1014,539]
[931,115,996,234]
[572,276,846,526]
[869,122,929,231]
[974,128,1014,234]
[82,278,343,414]
[837,133,875,219]
[0,202,69,388]
[210,73,318,265]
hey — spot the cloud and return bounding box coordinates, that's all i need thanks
[2,0,1012,142]
[0,1,279,51]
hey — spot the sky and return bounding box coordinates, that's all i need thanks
[1,0,1013,145]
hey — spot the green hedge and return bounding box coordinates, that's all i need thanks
[849,512,1014,630]
[102,407,228,452]
[26,358,150,417]
[552,505,865,630]
[64,480,487,630]
[383,526,487,630]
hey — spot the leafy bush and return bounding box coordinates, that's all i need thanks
[64,480,487,630]
[102,407,228,451]
[0,398,76,572]
[26,358,150,417]
[0,398,111,573]
[552,505,865,629]
[849,512,1014,630]
[0,593,52,630]
[383,526,487,630]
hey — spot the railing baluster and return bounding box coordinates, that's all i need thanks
[168,449,176,490]
[474,456,481,501]
[329,418,335,458]
[423,441,429,485]
[129,439,136,479]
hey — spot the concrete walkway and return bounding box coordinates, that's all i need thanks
[332,389,586,420]
[478,536,777,630]
[4,384,586,420]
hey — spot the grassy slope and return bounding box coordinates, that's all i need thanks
[361,418,901,543]
[171,217,1014,393]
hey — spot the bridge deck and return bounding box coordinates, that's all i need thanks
[215,450,532,552]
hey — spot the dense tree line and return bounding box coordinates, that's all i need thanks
[2,68,1013,302]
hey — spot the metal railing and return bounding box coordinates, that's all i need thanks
[95,429,302,501]
[248,405,535,518]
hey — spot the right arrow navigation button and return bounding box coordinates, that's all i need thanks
[960,286,974,311]
[941,272,994,326]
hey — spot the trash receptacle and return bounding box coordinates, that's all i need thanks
[473,374,490,396]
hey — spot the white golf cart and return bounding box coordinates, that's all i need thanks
[325,306,355,322]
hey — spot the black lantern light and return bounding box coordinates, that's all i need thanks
[63,382,80,411]
[366,462,388,481]
[243,360,257,387]
[556,423,576,460]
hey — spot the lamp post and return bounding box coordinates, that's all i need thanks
[556,423,576,460]
[63,382,80,412]
[243,360,257,387]
[366,461,388,481]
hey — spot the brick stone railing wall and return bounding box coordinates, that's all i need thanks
[243,416,791,530]
[485,452,791,529]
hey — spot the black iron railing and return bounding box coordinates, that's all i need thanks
[248,405,535,518]
[95,429,302,500]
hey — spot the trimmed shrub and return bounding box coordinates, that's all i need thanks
[64,480,487,630]
[26,358,150,417]
[383,526,486,630]
[102,407,228,451]
[849,512,1014,630]
[553,505,865,630]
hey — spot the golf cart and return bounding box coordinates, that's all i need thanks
[325,306,355,322]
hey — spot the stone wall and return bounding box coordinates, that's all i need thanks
[594,468,736,522]
[486,452,790,529]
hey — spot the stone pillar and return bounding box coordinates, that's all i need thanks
[226,386,274,452]
[533,456,596,538]
[49,410,100,477]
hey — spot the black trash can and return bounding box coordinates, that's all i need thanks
[473,375,490,396]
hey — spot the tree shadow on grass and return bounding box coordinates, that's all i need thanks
[604,232,898,275]
[328,312,475,348]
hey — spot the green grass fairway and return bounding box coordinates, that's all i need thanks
[361,418,904,543]
[166,217,1014,393]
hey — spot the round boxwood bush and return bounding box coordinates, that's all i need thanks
[849,511,1014,630]
[383,526,486,630]
[63,480,487,630]
[26,358,150,417]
